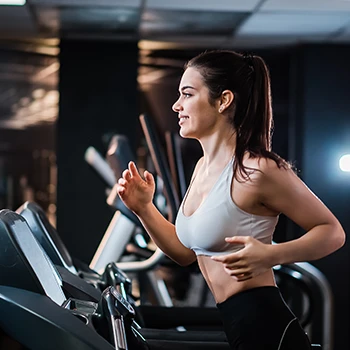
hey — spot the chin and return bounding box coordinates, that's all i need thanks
[179,132,197,141]
[179,128,187,138]
[179,128,193,139]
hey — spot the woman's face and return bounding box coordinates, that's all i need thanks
[172,67,220,139]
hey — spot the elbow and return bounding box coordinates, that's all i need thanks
[175,254,197,267]
[178,259,196,267]
[337,226,346,249]
[171,246,197,266]
[330,222,346,252]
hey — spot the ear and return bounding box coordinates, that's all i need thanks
[218,90,234,113]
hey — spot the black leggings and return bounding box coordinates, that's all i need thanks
[216,286,312,350]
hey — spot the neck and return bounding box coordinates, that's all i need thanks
[198,128,237,169]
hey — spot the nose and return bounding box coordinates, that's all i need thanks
[172,97,182,113]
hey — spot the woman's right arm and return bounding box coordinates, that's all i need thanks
[115,161,196,266]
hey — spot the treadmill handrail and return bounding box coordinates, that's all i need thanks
[295,261,334,350]
[140,114,180,223]
[84,138,166,272]
[113,114,180,273]
[165,131,187,199]
[116,247,165,272]
[272,241,334,350]
[85,146,116,188]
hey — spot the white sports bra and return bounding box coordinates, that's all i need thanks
[175,157,279,256]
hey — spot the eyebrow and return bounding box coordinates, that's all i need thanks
[180,85,196,92]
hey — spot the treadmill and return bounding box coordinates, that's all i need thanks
[0,209,133,350]
[0,209,233,349]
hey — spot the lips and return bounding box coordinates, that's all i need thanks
[178,115,189,125]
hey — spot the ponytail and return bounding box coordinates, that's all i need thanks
[186,50,289,181]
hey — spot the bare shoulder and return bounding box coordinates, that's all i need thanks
[240,155,298,209]
[241,154,292,184]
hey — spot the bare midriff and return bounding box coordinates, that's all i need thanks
[197,255,276,303]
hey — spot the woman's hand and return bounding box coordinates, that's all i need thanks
[116,161,155,215]
[211,236,274,282]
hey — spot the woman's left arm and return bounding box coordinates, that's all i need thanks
[259,160,345,265]
[212,159,346,280]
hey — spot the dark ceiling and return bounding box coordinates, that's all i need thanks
[0,0,350,131]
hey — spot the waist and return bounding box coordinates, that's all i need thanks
[198,255,276,303]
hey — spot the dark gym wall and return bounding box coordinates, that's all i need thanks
[57,40,139,263]
[292,45,350,350]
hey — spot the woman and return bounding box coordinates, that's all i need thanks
[116,50,345,350]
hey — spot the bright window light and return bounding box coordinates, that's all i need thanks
[0,0,26,5]
[339,154,350,172]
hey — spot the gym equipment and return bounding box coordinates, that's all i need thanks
[0,208,101,302]
[85,146,137,270]
[0,209,232,349]
[85,141,171,307]
[139,114,180,224]
[17,201,131,296]
[165,131,187,200]
[0,209,117,349]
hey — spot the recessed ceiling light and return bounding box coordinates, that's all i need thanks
[339,154,350,172]
[0,0,26,5]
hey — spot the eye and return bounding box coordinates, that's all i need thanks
[183,92,192,98]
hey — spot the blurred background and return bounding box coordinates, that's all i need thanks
[0,0,349,349]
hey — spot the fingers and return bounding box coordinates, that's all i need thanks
[223,266,248,276]
[118,178,127,186]
[121,162,139,181]
[211,237,248,264]
[128,161,142,179]
[120,162,145,186]
[115,183,126,196]
[122,169,131,181]
[211,250,251,281]
[117,163,153,197]
[211,236,258,282]
[122,162,153,182]
[118,162,154,193]
[223,267,252,281]
[144,170,154,185]
[225,236,249,244]
[117,169,132,195]
[211,252,240,264]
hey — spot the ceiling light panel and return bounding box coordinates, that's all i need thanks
[237,12,350,38]
[141,9,248,36]
[28,0,141,7]
[261,0,350,12]
[0,0,26,5]
[141,35,230,49]
[146,0,260,12]
[35,6,139,34]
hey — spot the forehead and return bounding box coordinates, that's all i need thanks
[179,67,204,88]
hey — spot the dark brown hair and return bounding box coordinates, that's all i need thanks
[185,50,289,180]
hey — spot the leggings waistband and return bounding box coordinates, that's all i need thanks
[216,285,280,309]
